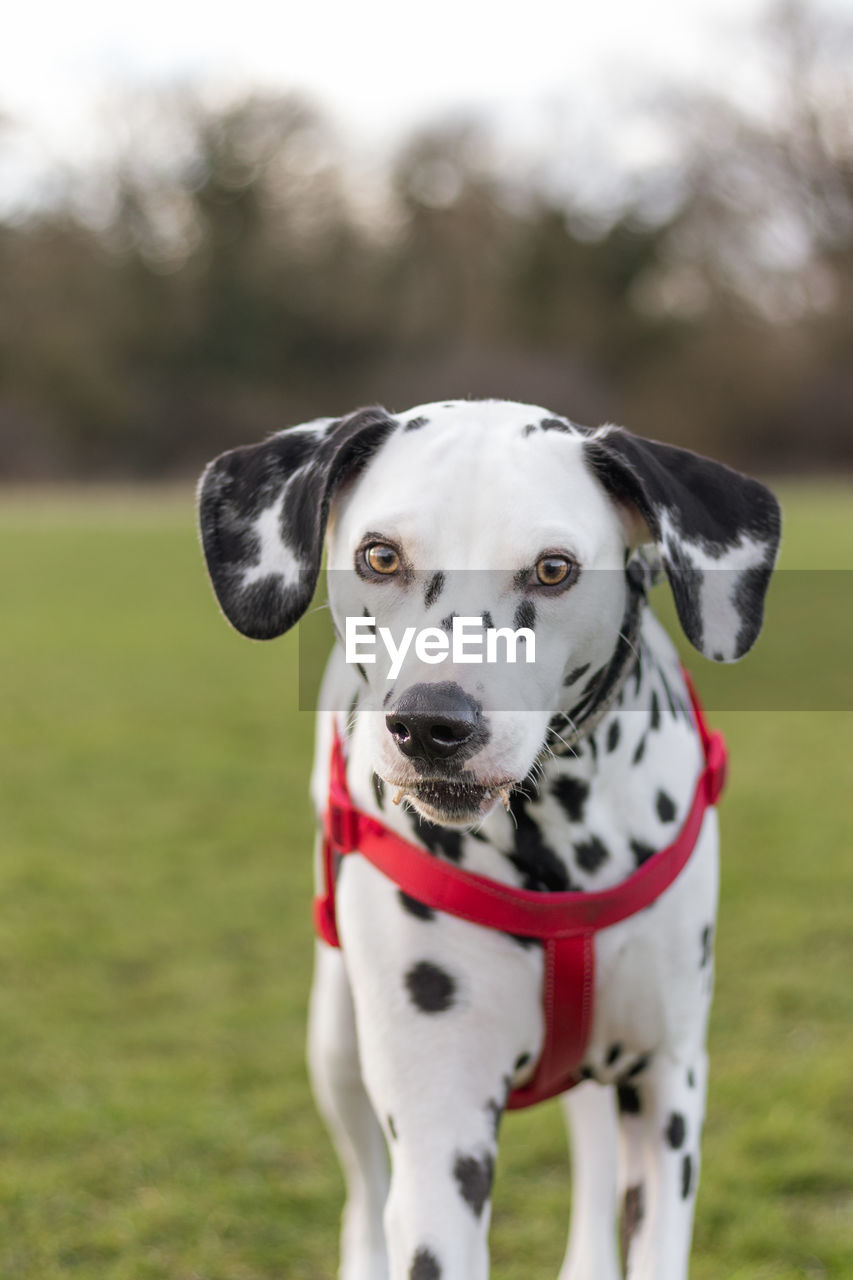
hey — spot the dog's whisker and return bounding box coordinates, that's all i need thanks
[529,758,547,787]
[618,628,641,666]
[562,710,581,738]
[548,725,579,758]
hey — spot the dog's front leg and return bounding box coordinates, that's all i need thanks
[383,1115,496,1280]
[559,1080,623,1280]
[617,1051,707,1280]
[308,940,391,1280]
[337,858,543,1280]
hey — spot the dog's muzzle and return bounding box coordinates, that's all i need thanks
[384,682,501,824]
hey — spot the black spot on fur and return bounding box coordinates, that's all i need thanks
[666,1113,687,1149]
[372,772,386,810]
[507,793,574,891]
[522,422,537,437]
[514,1052,531,1071]
[514,599,536,632]
[481,610,494,630]
[505,931,542,950]
[633,645,645,694]
[404,416,429,431]
[398,890,436,922]
[410,1247,441,1280]
[388,1114,397,1140]
[606,1042,622,1066]
[540,416,571,433]
[607,719,621,752]
[632,735,647,765]
[650,690,661,730]
[578,666,605,705]
[424,572,445,608]
[579,1064,596,1080]
[621,1183,645,1265]
[551,774,589,824]
[700,924,714,967]
[618,1083,642,1115]
[564,662,591,687]
[409,811,464,863]
[733,562,777,656]
[405,961,456,1014]
[630,838,656,867]
[453,1152,494,1219]
[625,1052,652,1079]
[687,1068,696,1088]
[681,1153,694,1199]
[658,666,680,720]
[656,790,677,823]
[439,612,457,634]
[574,835,610,873]
[355,662,368,684]
[665,547,706,655]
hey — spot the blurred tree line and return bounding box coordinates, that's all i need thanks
[0,1,850,479]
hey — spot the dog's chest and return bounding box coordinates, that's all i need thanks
[342,611,704,898]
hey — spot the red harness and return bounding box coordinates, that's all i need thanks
[314,672,727,1110]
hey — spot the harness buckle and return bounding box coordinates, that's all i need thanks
[326,798,360,854]
[705,731,728,805]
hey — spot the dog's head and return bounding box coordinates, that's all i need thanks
[198,400,780,825]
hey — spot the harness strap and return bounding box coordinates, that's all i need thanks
[314,670,726,1107]
[505,931,595,1108]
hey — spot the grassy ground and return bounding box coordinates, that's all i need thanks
[0,483,851,1279]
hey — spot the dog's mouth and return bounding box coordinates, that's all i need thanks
[386,776,515,826]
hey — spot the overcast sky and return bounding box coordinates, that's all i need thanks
[3,2,767,142]
[0,0,844,207]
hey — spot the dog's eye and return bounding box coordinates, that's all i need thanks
[365,543,400,575]
[535,555,574,587]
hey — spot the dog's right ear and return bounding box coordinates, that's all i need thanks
[198,406,397,639]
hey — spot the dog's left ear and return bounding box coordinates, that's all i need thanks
[585,428,782,661]
[198,406,397,639]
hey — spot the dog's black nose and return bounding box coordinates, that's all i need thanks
[386,682,483,763]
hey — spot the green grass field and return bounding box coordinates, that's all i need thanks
[1,483,851,1279]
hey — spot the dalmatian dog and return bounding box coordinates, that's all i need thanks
[197,400,780,1280]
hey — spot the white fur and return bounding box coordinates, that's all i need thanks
[241,490,305,588]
